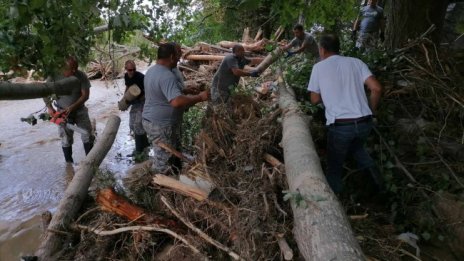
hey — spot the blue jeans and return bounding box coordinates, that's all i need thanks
[326,120,379,194]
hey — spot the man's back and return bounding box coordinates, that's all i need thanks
[143,64,183,126]
[308,55,373,124]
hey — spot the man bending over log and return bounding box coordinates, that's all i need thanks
[142,43,209,174]
[281,24,319,59]
[307,33,385,195]
[44,56,95,164]
[210,44,260,104]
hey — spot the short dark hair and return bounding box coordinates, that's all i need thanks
[293,24,304,31]
[319,34,340,54]
[232,44,244,54]
[158,43,176,59]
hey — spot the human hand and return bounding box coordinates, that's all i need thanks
[285,51,295,58]
[250,70,260,77]
[198,90,209,102]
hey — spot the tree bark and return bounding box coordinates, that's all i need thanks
[386,0,449,49]
[0,77,79,100]
[35,115,121,260]
[277,74,364,260]
[255,48,284,73]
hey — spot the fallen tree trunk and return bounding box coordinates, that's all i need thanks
[0,76,79,100]
[184,54,264,65]
[277,73,364,260]
[218,39,268,52]
[255,48,284,73]
[35,115,121,260]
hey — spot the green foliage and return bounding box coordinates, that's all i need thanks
[182,104,206,151]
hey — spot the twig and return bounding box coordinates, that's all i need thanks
[349,213,369,220]
[160,196,244,261]
[156,139,193,163]
[76,224,204,256]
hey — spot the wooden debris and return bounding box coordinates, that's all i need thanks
[276,235,294,260]
[153,174,209,201]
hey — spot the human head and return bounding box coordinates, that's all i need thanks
[63,56,78,77]
[232,44,245,58]
[168,42,182,68]
[318,33,340,59]
[293,24,305,39]
[368,0,378,7]
[157,42,178,68]
[125,60,136,78]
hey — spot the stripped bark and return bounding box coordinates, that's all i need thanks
[277,73,364,260]
[0,77,79,100]
[255,48,284,73]
[35,116,121,260]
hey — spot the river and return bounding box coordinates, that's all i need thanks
[0,77,137,260]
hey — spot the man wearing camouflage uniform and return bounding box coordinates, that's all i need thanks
[142,43,209,174]
[45,57,94,163]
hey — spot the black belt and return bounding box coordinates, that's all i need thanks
[332,115,372,126]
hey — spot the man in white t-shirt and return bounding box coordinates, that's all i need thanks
[307,33,384,195]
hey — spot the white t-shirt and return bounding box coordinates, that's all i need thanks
[307,55,373,125]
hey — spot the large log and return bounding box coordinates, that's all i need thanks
[218,39,268,52]
[254,48,284,73]
[0,76,79,100]
[35,115,121,260]
[277,73,364,260]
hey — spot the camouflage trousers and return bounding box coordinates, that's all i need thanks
[356,32,379,52]
[58,106,94,147]
[142,119,181,173]
[129,103,146,135]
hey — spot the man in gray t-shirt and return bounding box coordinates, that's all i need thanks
[210,44,259,104]
[353,0,385,51]
[44,57,94,163]
[142,43,209,174]
[282,24,319,59]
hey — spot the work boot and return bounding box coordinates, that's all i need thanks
[135,134,149,153]
[62,146,74,163]
[83,142,93,155]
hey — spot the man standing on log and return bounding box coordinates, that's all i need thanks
[123,60,149,157]
[210,44,260,104]
[143,43,209,174]
[44,56,94,163]
[307,34,385,195]
[352,0,385,52]
[281,24,319,59]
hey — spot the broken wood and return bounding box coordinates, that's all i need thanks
[254,28,263,41]
[161,196,244,261]
[218,39,269,52]
[276,235,294,260]
[242,27,251,43]
[184,54,227,61]
[263,153,283,169]
[153,174,209,201]
[156,139,193,163]
[0,77,79,100]
[277,72,365,260]
[35,115,121,260]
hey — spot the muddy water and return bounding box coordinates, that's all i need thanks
[0,78,137,259]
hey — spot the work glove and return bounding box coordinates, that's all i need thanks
[351,30,357,41]
[285,51,295,58]
[379,32,385,42]
[250,70,260,77]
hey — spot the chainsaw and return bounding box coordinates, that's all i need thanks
[48,111,90,136]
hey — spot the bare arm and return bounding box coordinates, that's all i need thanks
[364,76,382,114]
[66,88,89,114]
[231,67,252,77]
[170,90,209,108]
[310,92,322,105]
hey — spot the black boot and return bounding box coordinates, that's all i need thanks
[62,146,74,163]
[83,142,93,155]
[135,134,148,153]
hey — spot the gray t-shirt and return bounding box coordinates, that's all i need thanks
[172,67,185,89]
[211,54,250,103]
[53,70,91,109]
[143,64,183,126]
[359,5,384,33]
[290,32,319,58]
